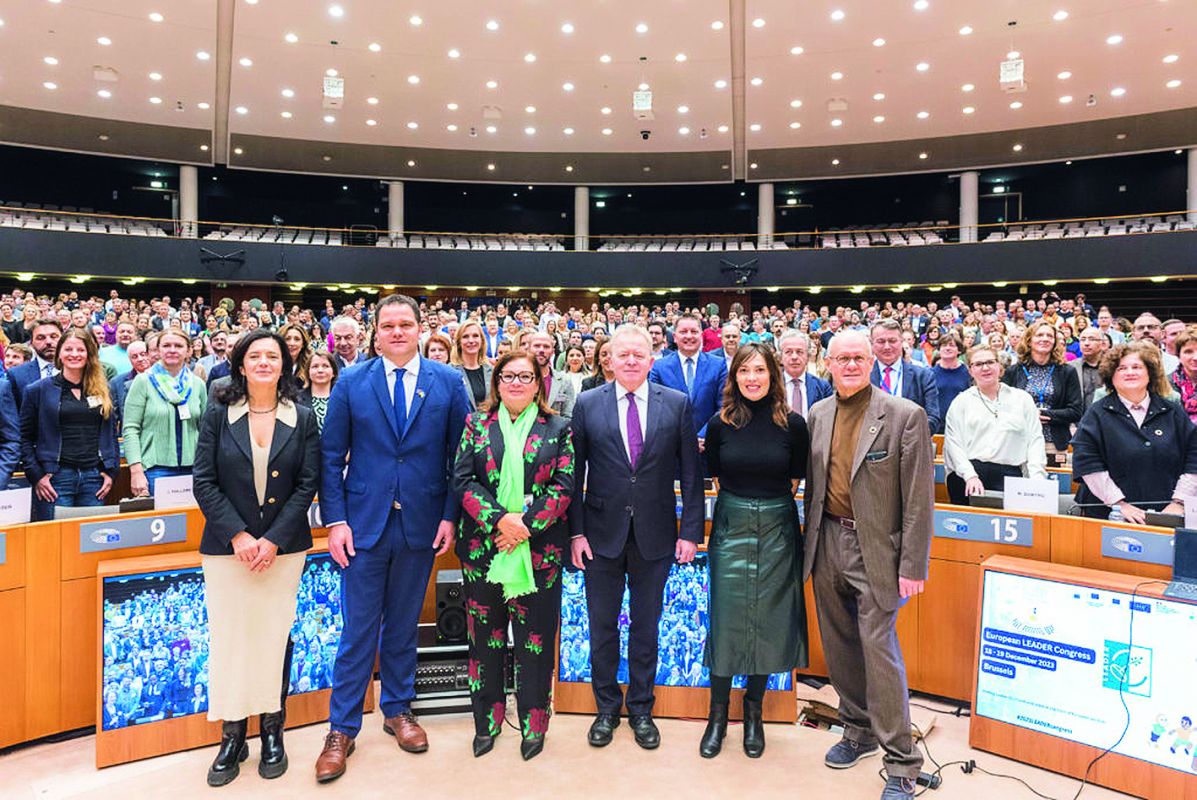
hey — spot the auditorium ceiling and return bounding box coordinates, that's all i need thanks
[0,0,1193,182]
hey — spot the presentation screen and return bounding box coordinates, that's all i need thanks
[100,554,344,731]
[558,553,793,691]
[975,570,1197,775]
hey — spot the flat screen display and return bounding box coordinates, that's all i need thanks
[100,554,344,731]
[975,570,1197,775]
[558,553,793,691]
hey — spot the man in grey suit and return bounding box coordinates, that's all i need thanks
[804,329,934,800]
[527,331,576,420]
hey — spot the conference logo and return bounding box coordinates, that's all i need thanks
[90,528,121,545]
[1101,640,1153,698]
[1010,607,1056,637]
[942,516,969,535]
[1109,535,1145,556]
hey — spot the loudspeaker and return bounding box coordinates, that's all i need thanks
[435,569,467,644]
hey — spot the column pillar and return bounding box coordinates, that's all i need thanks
[959,170,979,243]
[1187,148,1197,224]
[179,165,198,238]
[757,182,774,248]
[574,186,590,251]
[387,181,404,237]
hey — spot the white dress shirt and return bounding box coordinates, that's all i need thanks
[784,372,807,417]
[34,355,58,379]
[615,380,649,462]
[942,384,1047,481]
[383,353,420,413]
[876,358,904,396]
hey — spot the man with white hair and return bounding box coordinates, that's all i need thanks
[331,316,363,370]
[777,330,833,419]
[568,324,703,751]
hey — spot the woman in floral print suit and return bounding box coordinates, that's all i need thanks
[452,350,575,761]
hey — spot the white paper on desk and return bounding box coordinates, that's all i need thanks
[153,474,195,510]
[1003,476,1059,515]
[0,487,32,524]
[1183,496,1197,530]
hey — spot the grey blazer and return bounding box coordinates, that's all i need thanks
[545,369,577,420]
[804,386,935,612]
[453,362,493,410]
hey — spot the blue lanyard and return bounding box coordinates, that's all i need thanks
[1021,364,1054,406]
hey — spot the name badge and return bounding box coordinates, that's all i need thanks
[87,395,102,408]
[177,404,192,421]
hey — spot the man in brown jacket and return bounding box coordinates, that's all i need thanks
[804,329,934,800]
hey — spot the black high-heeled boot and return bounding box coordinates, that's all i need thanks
[207,719,249,787]
[699,702,728,758]
[742,698,765,758]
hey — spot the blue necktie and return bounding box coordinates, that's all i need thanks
[684,357,695,395]
[392,367,407,435]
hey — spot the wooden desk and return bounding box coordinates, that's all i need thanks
[0,523,27,749]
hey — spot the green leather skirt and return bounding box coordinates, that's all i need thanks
[704,491,808,676]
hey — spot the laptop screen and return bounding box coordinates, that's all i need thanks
[1173,528,1197,582]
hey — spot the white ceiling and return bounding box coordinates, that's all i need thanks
[0,0,1192,161]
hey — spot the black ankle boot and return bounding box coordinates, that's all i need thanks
[699,702,728,758]
[207,719,249,787]
[258,708,287,779]
[742,698,764,758]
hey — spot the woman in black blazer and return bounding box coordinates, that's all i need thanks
[1002,321,1083,464]
[579,339,614,392]
[193,329,321,787]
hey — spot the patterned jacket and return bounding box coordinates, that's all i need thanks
[452,409,575,591]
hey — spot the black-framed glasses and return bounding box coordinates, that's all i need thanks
[499,372,536,385]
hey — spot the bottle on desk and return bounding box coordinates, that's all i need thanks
[1108,505,1123,523]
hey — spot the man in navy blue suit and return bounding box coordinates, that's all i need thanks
[0,379,20,489]
[315,294,470,783]
[648,313,727,435]
[7,318,62,409]
[778,330,833,419]
[570,325,704,750]
[869,319,941,434]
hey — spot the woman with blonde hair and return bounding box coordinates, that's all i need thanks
[1002,321,1082,465]
[452,319,493,409]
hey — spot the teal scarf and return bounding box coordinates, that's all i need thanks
[486,403,538,599]
[146,362,193,406]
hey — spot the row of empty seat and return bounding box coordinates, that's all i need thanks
[984,214,1196,242]
[820,221,951,249]
[377,234,566,251]
[597,237,790,252]
[0,202,170,237]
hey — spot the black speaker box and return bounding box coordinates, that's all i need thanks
[435,569,467,644]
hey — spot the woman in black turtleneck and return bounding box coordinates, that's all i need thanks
[699,342,809,760]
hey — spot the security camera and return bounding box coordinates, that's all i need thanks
[469,126,478,137]
[699,128,708,139]
[640,130,651,141]
[1086,94,1097,107]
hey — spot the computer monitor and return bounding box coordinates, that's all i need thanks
[1172,528,1197,583]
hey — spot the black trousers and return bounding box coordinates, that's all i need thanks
[464,575,563,739]
[585,522,673,716]
[946,460,1022,506]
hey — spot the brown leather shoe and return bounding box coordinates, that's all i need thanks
[383,712,429,753]
[315,730,355,783]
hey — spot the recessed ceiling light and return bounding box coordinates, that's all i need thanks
[750,163,758,169]
[1057,70,1072,80]
[524,105,536,114]
[485,124,497,133]
[234,105,247,114]
[916,61,930,72]
[1106,34,1122,45]
[1059,94,1073,103]
[561,22,574,34]
[677,104,689,114]
[150,96,163,104]
[239,57,253,67]
[233,147,243,155]
[524,52,537,63]
[711,20,724,30]
[486,80,498,89]
[196,50,210,60]
[962,105,975,114]
[97,36,112,45]
[485,19,499,31]
[524,126,536,135]
[675,53,688,63]
[714,79,727,89]
[1110,86,1125,97]
[409,14,422,25]
[831,158,841,165]
[1116,132,1127,140]
[715,124,728,134]
[368,42,381,52]
[324,114,335,123]
[919,152,928,159]
[917,110,929,119]
[790,45,805,55]
[200,144,209,151]
[830,118,843,127]
[1006,50,1020,59]
[446,102,458,110]
[565,165,574,172]
[148,11,164,22]
[280,111,292,118]
[789,121,801,129]
[873,115,885,123]
[1166,79,1182,89]
[198,101,210,109]
[678,126,690,134]
[284,32,298,43]
[97,89,111,98]
[281,88,295,98]
[447,48,461,58]
[407,74,420,84]
[98,134,109,141]
[366,96,379,105]
[599,53,611,63]
[962,83,975,92]
[1053,10,1069,21]
[326,68,338,77]
[873,37,886,47]
[831,71,844,80]
[601,106,612,114]
[1163,54,1179,64]
[43,56,59,66]
[750,77,763,86]
[446,123,457,131]
[328,5,344,18]
[406,121,418,129]
[601,127,612,135]
[487,163,496,170]
[563,127,574,134]
[749,123,762,131]
[873,92,886,101]
[913,0,929,9]
[1012,143,1023,151]
[959,25,973,35]
[830,9,845,21]
[1009,101,1023,109]
[789,99,804,109]
[635,22,648,33]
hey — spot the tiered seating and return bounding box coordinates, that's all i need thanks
[596,236,790,252]
[394,234,567,251]
[819,221,950,249]
[983,214,1195,242]
[0,202,169,236]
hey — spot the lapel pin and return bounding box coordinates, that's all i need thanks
[1155,429,1163,436]
[416,389,426,399]
[869,426,878,434]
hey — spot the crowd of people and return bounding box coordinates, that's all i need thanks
[6,282,1196,799]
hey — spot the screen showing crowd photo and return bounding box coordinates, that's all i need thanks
[558,553,793,692]
[975,570,1197,775]
[100,554,345,731]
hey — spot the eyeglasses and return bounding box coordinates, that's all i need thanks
[970,359,999,369]
[499,371,536,384]
[831,355,870,367]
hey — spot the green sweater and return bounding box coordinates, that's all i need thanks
[121,371,209,468]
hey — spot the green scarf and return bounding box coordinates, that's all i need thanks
[486,402,538,599]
